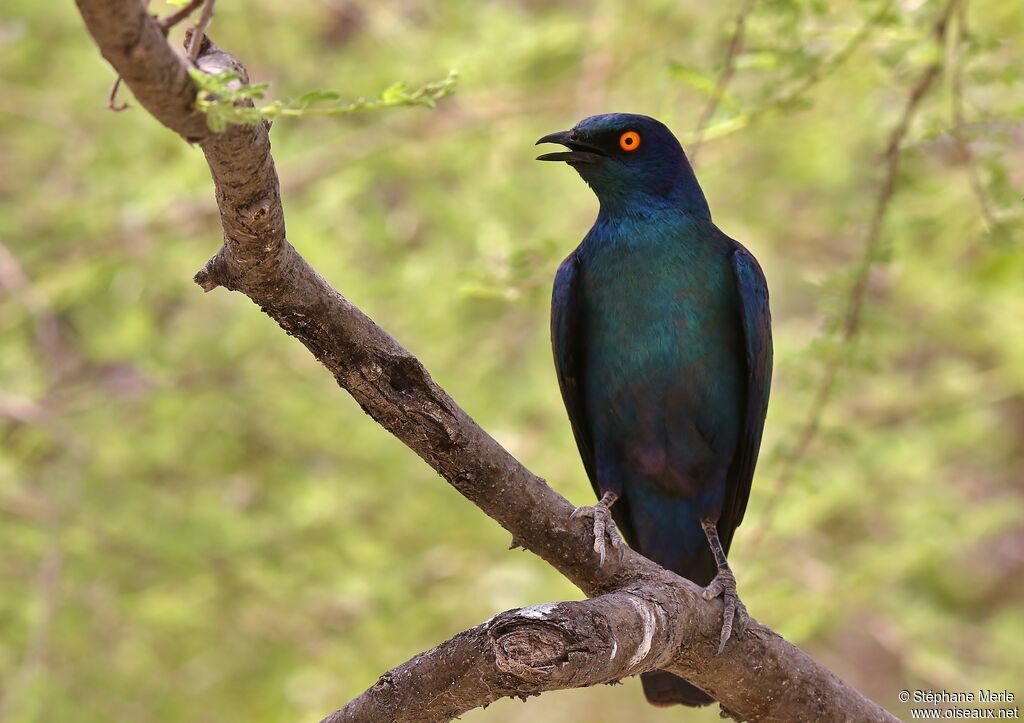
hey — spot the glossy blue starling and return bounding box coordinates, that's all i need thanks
[538,113,772,707]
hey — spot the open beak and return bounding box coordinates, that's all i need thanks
[535,130,605,164]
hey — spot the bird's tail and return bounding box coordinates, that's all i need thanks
[622,492,722,708]
[641,670,715,707]
[639,541,717,708]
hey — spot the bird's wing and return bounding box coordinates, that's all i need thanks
[550,252,600,496]
[720,244,773,552]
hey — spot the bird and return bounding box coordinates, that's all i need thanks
[536,113,772,708]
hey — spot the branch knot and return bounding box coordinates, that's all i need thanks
[490,607,571,683]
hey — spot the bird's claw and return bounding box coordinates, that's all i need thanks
[702,568,748,654]
[571,494,622,565]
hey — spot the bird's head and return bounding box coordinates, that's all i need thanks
[536,113,709,218]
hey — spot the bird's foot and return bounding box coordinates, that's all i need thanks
[570,491,622,565]
[702,568,748,654]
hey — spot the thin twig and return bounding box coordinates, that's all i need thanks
[684,0,893,146]
[689,0,756,166]
[747,0,961,547]
[771,0,895,128]
[107,0,201,111]
[948,1,998,230]
[107,75,129,111]
[0,542,63,719]
[157,0,205,32]
[0,248,87,721]
[0,241,65,373]
[186,0,215,61]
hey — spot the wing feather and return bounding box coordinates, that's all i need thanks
[551,252,599,494]
[719,244,773,552]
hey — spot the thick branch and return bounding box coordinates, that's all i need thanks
[331,583,892,723]
[76,0,210,141]
[76,0,641,600]
[75,2,898,721]
[325,588,686,723]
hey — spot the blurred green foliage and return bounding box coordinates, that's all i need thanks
[1,1,1022,721]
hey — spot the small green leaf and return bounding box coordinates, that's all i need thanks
[294,90,342,107]
[207,110,227,133]
[668,62,718,97]
[380,82,408,103]
[736,51,780,71]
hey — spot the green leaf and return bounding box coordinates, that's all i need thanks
[294,90,342,107]
[668,62,718,97]
[736,51,781,71]
[206,109,227,133]
[380,82,408,103]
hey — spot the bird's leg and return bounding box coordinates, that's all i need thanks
[700,519,748,654]
[571,491,623,565]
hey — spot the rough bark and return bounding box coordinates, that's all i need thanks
[325,590,685,723]
[74,2,899,721]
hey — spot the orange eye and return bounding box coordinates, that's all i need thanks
[619,130,641,152]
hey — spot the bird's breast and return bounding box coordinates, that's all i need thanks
[578,225,745,459]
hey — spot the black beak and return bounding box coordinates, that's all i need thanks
[535,130,605,164]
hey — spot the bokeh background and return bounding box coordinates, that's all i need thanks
[1,0,1022,721]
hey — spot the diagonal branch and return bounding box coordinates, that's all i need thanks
[185,0,215,60]
[688,0,756,166]
[74,2,898,721]
[948,0,997,230]
[685,0,894,146]
[747,0,961,548]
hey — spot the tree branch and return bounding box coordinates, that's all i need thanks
[325,589,688,723]
[747,0,961,548]
[185,0,216,60]
[684,0,895,146]
[688,0,756,166]
[74,2,898,720]
[948,0,998,230]
[328,582,893,723]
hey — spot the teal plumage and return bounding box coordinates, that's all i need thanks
[539,114,772,708]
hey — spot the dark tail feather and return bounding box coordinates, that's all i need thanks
[641,670,714,707]
[623,496,723,707]
[638,538,718,707]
